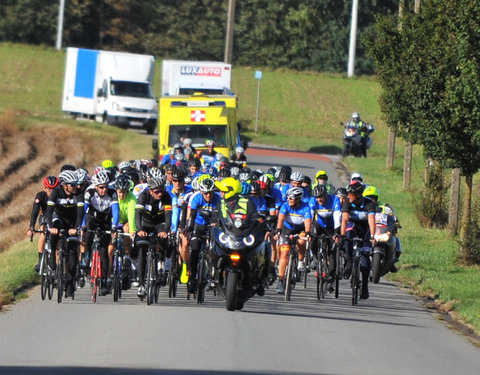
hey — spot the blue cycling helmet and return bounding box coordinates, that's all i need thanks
[240,182,252,196]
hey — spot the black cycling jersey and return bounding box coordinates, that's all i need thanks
[135,189,172,232]
[229,153,247,167]
[29,191,48,228]
[84,187,118,223]
[46,186,84,228]
[341,196,377,228]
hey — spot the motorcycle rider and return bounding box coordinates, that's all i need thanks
[362,186,402,273]
[312,170,336,195]
[338,180,377,300]
[350,112,370,158]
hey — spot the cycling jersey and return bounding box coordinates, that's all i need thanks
[118,191,137,233]
[188,192,220,226]
[168,184,192,232]
[132,183,148,199]
[83,187,119,228]
[342,196,377,228]
[309,194,341,230]
[29,191,48,228]
[46,186,84,228]
[279,201,312,231]
[250,195,267,214]
[135,189,172,231]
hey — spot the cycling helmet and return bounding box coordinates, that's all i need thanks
[286,187,304,200]
[205,139,215,147]
[199,178,215,193]
[76,168,89,185]
[258,175,271,188]
[263,173,275,183]
[239,172,250,182]
[172,167,186,180]
[241,182,252,196]
[350,171,363,182]
[149,167,164,180]
[173,143,183,150]
[267,167,278,176]
[230,166,240,178]
[59,170,78,185]
[94,166,106,175]
[235,146,244,154]
[335,187,347,198]
[188,158,202,168]
[347,180,364,195]
[215,153,224,161]
[43,175,59,189]
[218,168,231,178]
[102,159,114,169]
[312,184,328,198]
[118,161,130,170]
[91,171,110,186]
[315,170,328,180]
[304,176,312,185]
[184,147,193,156]
[60,164,76,172]
[191,177,200,191]
[363,185,379,199]
[184,176,192,185]
[183,138,192,146]
[115,175,131,191]
[278,171,290,183]
[215,177,242,200]
[147,177,165,191]
[290,171,305,182]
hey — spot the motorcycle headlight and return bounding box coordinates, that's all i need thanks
[219,232,230,245]
[234,219,243,228]
[375,232,391,242]
[243,234,255,246]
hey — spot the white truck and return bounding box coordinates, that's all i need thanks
[62,47,158,134]
[161,60,232,96]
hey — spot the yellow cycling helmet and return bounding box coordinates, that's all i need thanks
[315,170,328,180]
[215,177,241,199]
[197,173,212,184]
[102,159,114,169]
[363,185,379,199]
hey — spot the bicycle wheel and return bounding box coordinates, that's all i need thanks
[319,257,328,299]
[113,254,120,302]
[351,260,359,306]
[168,251,178,298]
[197,252,205,304]
[57,252,64,304]
[146,251,155,305]
[40,253,47,300]
[285,253,294,302]
[303,247,310,289]
[91,251,100,303]
[334,247,342,299]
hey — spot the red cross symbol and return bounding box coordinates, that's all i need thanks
[190,110,206,122]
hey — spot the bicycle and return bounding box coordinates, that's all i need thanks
[284,233,309,302]
[136,233,162,305]
[112,229,131,302]
[88,228,111,303]
[55,229,79,303]
[350,237,364,306]
[187,226,213,304]
[333,241,344,299]
[31,229,54,301]
[315,234,331,300]
[302,239,312,289]
[168,232,179,298]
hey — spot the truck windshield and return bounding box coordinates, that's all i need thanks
[168,125,227,147]
[110,81,154,99]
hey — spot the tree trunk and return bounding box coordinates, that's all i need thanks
[448,168,461,235]
[458,174,472,262]
[403,142,412,189]
[386,127,395,169]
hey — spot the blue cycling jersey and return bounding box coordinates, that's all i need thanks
[279,201,312,231]
[250,195,267,213]
[188,191,221,226]
[168,185,192,232]
[309,194,341,229]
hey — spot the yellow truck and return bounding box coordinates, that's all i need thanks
[153,93,241,159]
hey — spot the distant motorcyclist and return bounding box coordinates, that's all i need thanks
[350,112,373,158]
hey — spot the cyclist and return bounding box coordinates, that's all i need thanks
[363,185,402,273]
[274,186,312,294]
[201,139,217,162]
[309,184,341,292]
[82,171,119,296]
[134,177,172,298]
[230,146,247,168]
[186,178,220,294]
[312,170,336,195]
[335,186,348,206]
[339,180,377,300]
[45,170,85,298]
[28,176,59,272]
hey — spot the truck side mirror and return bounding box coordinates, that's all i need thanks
[97,88,104,97]
[152,139,158,150]
[242,140,249,150]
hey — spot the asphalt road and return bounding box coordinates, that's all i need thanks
[1,148,479,375]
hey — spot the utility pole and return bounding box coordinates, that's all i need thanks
[347,0,359,77]
[224,0,236,64]
[55,0,65,50]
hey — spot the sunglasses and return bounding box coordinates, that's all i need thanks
[173,179,184,183]
[151,189,163,194]
[97,185,108,190]
[203,191,214,195]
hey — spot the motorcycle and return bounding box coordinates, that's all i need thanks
[370,212,397,284]
[210,210,270,311]
[340,121,375,157]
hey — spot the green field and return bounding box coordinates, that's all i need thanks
[0,43,478,337]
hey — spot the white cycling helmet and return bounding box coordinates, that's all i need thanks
[290,171,305,182]
[91,171,110,186]
[59,170,78,185]
[350,171,363,182]
[286,187,304,200]
[235,146,244,154]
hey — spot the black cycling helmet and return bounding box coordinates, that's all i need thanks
[172,167,186,180]
[60,164,76,172]
[218,168,231,178]
[312,184,328,198]
[347,180,364,195]
[148,177,165,191]
[278,171,290,183]
[188,158,201,169]
[335,187,347,198]
[115,175,131,191]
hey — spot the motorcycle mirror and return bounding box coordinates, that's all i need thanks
[340,121,345,126]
